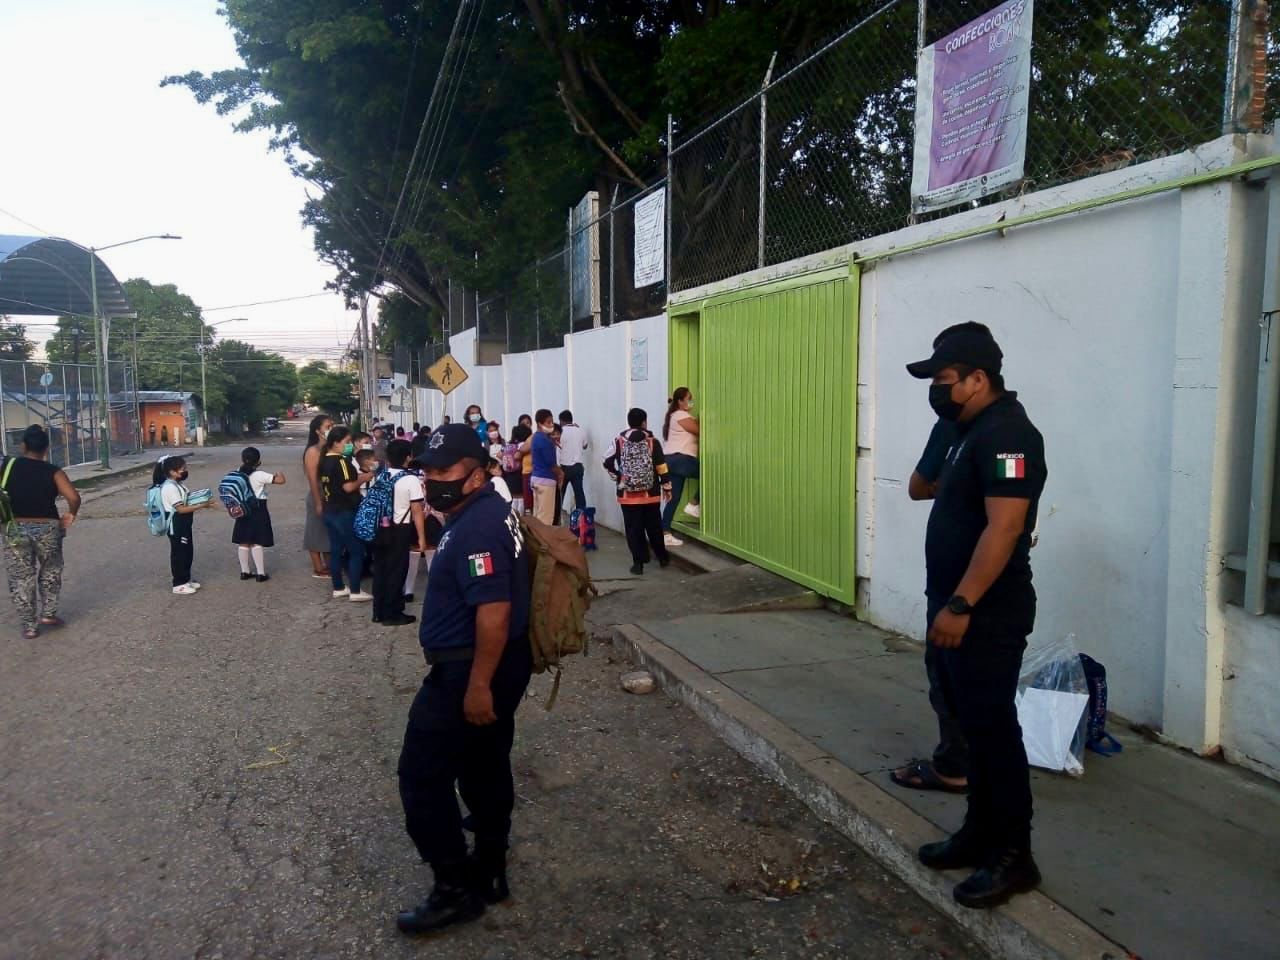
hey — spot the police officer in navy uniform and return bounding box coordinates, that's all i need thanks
[906,325,1047,909]
[395,424,532,935]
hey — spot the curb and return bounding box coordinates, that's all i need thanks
[612,623,1128,960]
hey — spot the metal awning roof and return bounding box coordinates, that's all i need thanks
[0,235,133,318]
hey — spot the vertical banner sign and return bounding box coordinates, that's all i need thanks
[632,190,666,288]
[570,192,600,323]
[911,0,1034,213]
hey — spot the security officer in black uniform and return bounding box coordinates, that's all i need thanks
[395,424,532,936]
[905,324,1047,909]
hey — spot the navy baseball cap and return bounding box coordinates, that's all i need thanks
[906,328,1003,379]
[415,423,487,469]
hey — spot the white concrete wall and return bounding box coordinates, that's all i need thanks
[426,315,669,534]
[669,133,1277,771]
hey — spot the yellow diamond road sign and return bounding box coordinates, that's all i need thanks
[427,353,469,396]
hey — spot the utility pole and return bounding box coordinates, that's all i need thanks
[89,252,110,469]
[199,324,209,446]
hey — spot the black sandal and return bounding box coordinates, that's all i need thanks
[889,759,968,794]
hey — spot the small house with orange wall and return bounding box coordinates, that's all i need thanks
[139,391,197,448]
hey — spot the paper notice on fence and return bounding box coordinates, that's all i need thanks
[633,190,665,288]
[911,0,1034,213]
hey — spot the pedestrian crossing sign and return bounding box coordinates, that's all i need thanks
[427,353,469,396]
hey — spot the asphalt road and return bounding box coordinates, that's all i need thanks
[0,426,981,959]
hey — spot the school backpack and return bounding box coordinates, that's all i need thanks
[218,471,255,519]
[145,482,173,536]
[521,515,596,709]
[618,432,655,492]
[1079,653,1123,756]
[569,506,598,551]
[500,442,520,474]
[354,469,397,542]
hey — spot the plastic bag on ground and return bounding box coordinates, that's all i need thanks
[1016,633,1089,776]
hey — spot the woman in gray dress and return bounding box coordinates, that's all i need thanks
[303,414,333,578]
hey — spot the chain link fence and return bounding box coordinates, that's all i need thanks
[670,0,1272,292]
[405,0,1272,364]
[0,357,140,465]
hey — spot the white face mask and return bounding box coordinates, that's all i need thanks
[359,443,374,452]
[488,431,499,440]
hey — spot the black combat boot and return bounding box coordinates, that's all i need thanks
[470,837,511,904]
[918,827,986,871]
[952,847,1041,909]
[396,861,485,935]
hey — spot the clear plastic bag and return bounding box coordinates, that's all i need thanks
[1016,633,1089,776]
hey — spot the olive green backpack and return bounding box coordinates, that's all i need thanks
[520,515,597,708]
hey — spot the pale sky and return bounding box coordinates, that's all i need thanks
[0,0,359,366]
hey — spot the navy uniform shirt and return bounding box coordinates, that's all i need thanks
[916,419,959,483]
[925,393,1047,618]
[419,486,530,654]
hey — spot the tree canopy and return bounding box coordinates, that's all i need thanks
[46,278,300,430]
[0,320,34,360]
[164,1,1258,321]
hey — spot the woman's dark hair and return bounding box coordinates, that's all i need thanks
[21,424,49,454]
[325,425,352,449]
[510,423,532,443]
[535,408,554,426]
[518,413,532,426]
[307,413,331,449]
[240,446,261,475]
[465,404,483,421]
[151,454,186,487]
[663,387,691,440]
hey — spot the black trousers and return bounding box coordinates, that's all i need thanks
[372,524,414,620]
[621,502,668,566]
[168,513,194,586]
[925,633,970,778]
[397,647,532,867]
[932,601,1034,852]
[557,463,587,519]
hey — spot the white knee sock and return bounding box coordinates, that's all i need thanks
[251,545,266,575]
[423,549,435,573]
[404,551,420,595]
[237,546,251,574]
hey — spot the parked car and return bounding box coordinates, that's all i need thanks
[264,417,280,431]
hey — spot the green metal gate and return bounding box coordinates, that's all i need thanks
[670,265,858,603]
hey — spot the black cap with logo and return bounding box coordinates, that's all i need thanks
[415,423,487,469]
[906,327,1004,380]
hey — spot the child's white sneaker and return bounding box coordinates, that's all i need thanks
[172,584,198,595]
[332,587,350,598]
[349,591,374,603]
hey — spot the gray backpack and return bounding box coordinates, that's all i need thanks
[618,433,655,492]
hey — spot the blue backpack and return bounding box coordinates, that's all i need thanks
[218,471,255,519]
[1079,654,1122,756]
[354,469,397,542]
[146,483,173,536]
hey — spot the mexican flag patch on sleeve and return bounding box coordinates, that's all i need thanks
[996,453,1026,479]
[468,553,494,576]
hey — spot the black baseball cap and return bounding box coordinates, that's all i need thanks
[415,423,487,469]
[906,328,1004,379]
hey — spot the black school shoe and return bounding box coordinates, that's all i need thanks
[396,878,484,936]
[256,574,270,583]
[240,572,253,581]
[953,848,1041,909]
[629,563,644,576]
[382,614,417,627]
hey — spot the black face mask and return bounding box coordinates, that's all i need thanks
[929,382,966,422]
[177,469,190,482]
[425,476,473,512]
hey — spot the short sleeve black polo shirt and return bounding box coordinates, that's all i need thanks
[925,393,1047,616]
[419,486,531,655]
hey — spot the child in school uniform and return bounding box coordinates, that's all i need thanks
[154,455,215,595]
[231,446,286,582]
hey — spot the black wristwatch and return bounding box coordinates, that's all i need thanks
[946,595,973,615]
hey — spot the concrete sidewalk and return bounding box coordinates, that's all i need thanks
[61,448,195,487]
[588,534,1280,960]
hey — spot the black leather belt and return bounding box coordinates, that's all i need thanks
[425,645,476,665]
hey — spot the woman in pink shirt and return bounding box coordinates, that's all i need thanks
[661,387,701,545]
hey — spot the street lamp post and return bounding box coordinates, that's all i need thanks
[88,233,181,468]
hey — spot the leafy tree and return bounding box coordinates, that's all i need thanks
[0,320,34,360]
[306,367,359,418]
[163,0,1250,309]
[46,278,230,414]
[211,339,299,431]
[297,360,332,404]
[376,291,439,352]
